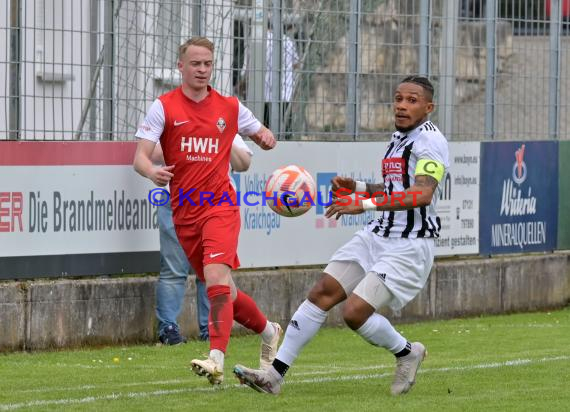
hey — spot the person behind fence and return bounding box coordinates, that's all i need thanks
[264,23,300,136]
[150,135,254,345]
[233,76,450,396]
[133,36,282,386]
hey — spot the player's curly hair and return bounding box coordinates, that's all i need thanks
[400,76,434,101]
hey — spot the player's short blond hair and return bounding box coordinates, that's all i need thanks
[178,37,214,60]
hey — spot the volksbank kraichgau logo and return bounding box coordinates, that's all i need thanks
[315,172,337,229]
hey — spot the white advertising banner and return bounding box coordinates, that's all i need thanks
[236,140,480,267]
[236,141,387,267]
[432,142,480,255]
[0,141,479,268]
[0,166,159,257]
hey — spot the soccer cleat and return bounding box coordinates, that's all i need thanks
[233,364,282,395]
[159,325,187,346]
[190,356,224,385]
[259,322,283,370]
[390,342,427,395]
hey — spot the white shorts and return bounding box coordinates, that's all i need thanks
[325,230,434,310]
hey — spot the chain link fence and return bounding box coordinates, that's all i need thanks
[1,0,569,141]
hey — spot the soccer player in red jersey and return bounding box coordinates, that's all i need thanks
[134,37,281,385]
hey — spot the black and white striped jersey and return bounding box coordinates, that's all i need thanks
[365,120,450,238]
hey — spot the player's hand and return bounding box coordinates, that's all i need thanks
[256,134,276,150]
[250,127,277,150]
[331,176,356,196]
[325,200,364,220]
[149,165,174,187]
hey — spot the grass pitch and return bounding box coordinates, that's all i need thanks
[1,308,569,411]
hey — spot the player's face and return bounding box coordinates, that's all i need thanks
[393,83,434,132]
[178,45,213,91]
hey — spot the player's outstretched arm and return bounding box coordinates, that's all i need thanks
[325,175,437,219]
[331,176,356,194]
[248,125,276,150]
[331,176,384,196]
[365,182,385,195]
[407,174,438,206]
[133,139,174,187]
[370,174,437,212]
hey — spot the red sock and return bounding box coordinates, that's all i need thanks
[207,285,233,353]
[233,289,268,334]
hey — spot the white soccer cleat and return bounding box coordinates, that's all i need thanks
[190,356,224,385]
[234,364,282,395]
[259,322,283,370]
[390,342,427,395]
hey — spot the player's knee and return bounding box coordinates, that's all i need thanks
[307,278,343,311]
[342,303,366,330]
[203,264,231,287]
[307,288,330,310]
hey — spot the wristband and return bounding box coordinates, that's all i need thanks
[362,198,377,211]
[354,180,367,193]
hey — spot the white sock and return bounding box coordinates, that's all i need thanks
[356,313,406,354]
[275,299,328,366]
[260,321,276,344]
[209,349,225,370]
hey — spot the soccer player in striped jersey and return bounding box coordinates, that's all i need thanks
[134,37,282,386]
[234,76,449,396]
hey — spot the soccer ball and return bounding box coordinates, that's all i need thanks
[264,165,316,217]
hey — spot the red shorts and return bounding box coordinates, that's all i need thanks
[175,209,241,281]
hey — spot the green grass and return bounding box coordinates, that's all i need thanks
[1,308,569,411]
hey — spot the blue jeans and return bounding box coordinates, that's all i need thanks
[156,200,210,340]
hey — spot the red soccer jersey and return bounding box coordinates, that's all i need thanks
[159,87,239,225]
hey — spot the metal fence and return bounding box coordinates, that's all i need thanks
[1,0,569,141]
